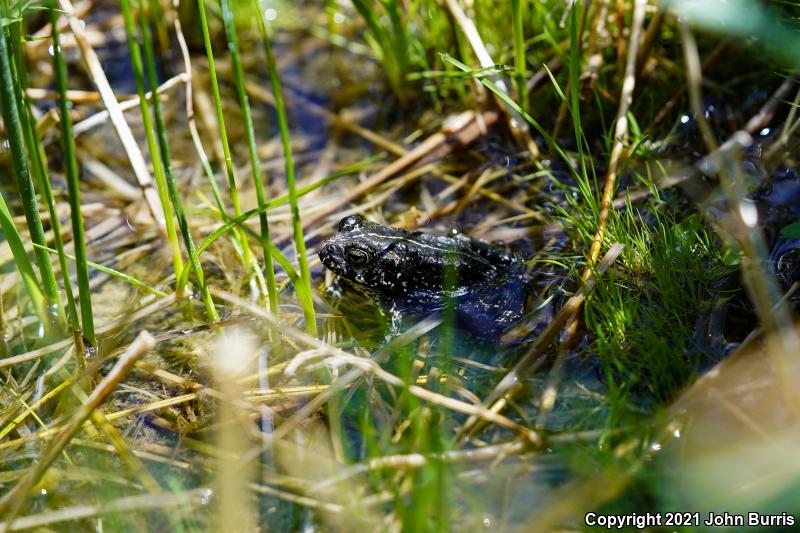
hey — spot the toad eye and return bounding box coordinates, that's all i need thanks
[345,245,372,267]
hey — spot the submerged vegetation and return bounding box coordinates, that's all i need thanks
[1,0,800,530]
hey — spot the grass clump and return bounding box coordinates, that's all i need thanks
[585,208,734,402]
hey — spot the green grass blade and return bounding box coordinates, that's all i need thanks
[221,0,278,317]
[195,0,255,280]
[51,10,95,346]
[253,0,316,336]
[567,3,592,194]
[146,0,169,52]
[0,21,63,330]
[137,4,218,321]
[119,0,184,280]
[25,101,80,334]
[0,193,46,328]
[7,14,79,333]
[512,0,529,113]
[175,156,379,292]
[566,3,597,220]
[34,244,167,298]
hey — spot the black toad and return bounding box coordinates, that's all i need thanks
[318,214,530,339]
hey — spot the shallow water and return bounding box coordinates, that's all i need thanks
[5,1,800,530]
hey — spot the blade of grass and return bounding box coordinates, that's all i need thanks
[51,8,95,347]
[169,0,242,274]
[34,244,168,298]
[0,194,46,328]
[253,0,316,336]
[195,0,257,294]
[146,0,169,52]
[119,0,184,280]
[220,0,278,317]
[0,19,64,332]
[568,2,590,192]
[512,0,529,113]
[137,2,218,321]
[8,13,80,336]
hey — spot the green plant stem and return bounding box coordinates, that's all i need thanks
[138,7,219,321]
[119,0,184,280]
[6,15,79,333]
[254,0,317,335]
[568,3,591,197]
[0,2,47,329]
[0,194,46,327]
[27,106,81,334]
[221,0,279,317]
[51,11,95,346]
[146,0,169,52]
[0,23,64,330]
[195,0,255,281]
[169,0,243,269]
[512,0,529,113]
[34,244,168,298]
[351,0,405,95]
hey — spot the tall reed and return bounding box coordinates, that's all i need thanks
[8,17,80,336]
[0,18,64,331]
[137,2,219,321]
[220,0,279,317]
[567,3,594,209]
[119,0,184,280]
[195,0,257,291]
[51,10,95,346]
[0,5,47,329]
[253,0,317,335]
[0,194,46,327]
[512,0,529,113]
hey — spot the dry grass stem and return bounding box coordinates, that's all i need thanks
[584,0,647,272]
[443,0,539,157]
[57,0,165,230]
[298,111,499,232]
[0,332,156,520]
[0,489,211,531]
